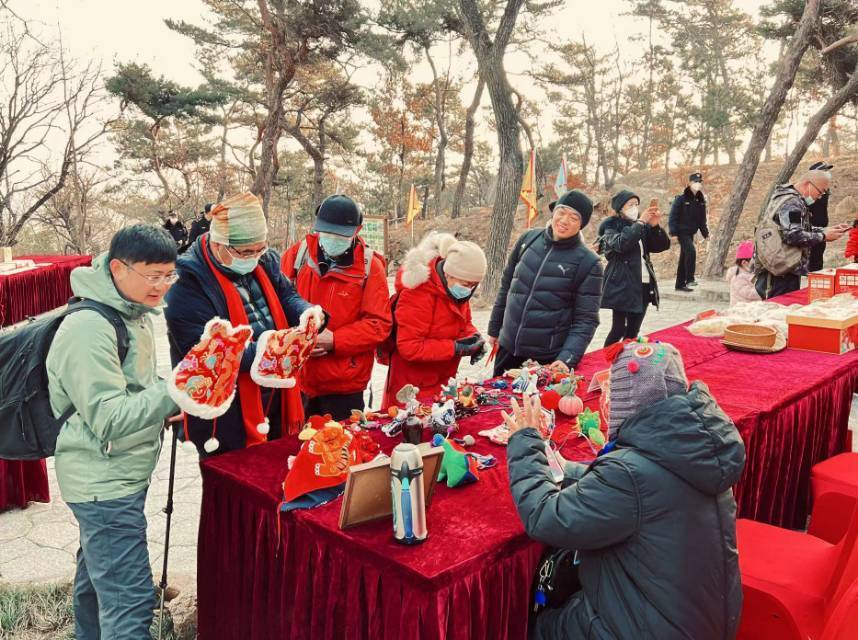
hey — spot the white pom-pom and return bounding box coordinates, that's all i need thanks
[283,378,296,389]
[257,419,270,435]
[462,435,475,447]
[182,440,197,453]
[204,437,220,453]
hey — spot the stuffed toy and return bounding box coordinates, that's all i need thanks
[458,384,477,409]
[430,399,456,436]
[441,378,459,401]
[168,318,253,453]
[577,409,605,447]
[283,419,354,504]
[250,318,319,388]
[435,437,479,488]
[548,373,586,417]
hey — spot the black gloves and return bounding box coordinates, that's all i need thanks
[454,334,486,358]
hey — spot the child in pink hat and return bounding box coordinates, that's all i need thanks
[726,240,760,306]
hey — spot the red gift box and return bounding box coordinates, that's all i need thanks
[835,264,858,297]
[786,311,858,355]
[807,268,837,302]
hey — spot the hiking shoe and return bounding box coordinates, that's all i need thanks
[674,286,693,292]
[687,280,699,287]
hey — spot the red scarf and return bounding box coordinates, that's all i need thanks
[202,236,304,444]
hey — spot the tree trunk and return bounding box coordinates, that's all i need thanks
[702,0,821,278]
[758,68,858,222]
[425,46,448,219]
[251,72,289,215]
[451,78,484,220]
[458,0,526,301]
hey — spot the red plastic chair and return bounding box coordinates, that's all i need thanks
[736,493,858,639]
[811,454,858,543]
[738,579,858,640]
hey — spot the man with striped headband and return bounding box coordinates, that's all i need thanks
[165,192,325,454]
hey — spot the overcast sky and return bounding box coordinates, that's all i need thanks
[9,0,779,170]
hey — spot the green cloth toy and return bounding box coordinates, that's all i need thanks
[577,408,605,447]
[435,437,479,488]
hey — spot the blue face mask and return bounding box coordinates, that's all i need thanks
[319,233,353,257]
[804,195,816,206]
[449,283,474,300]
[224,255,259,275]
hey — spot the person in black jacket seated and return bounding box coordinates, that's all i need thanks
[187,203,213,245]
[807,161,833,272]
[504,340,745,640]
[599,190,671,347]
[164,192,324,454]
[488,189,603,378]
[668,172,709,292]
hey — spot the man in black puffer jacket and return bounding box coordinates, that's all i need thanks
[488,189,603,377]
[506,341,745,640]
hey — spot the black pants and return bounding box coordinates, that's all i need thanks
[675,234,696,288]
[754,270,801,300]
[808,242,826,273]
[492,345,554,378]
[303,391,365,422]
[604,286,650,347]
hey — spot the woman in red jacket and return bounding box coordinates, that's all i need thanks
[383,238,487,408]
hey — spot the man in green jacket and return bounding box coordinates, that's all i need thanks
[47,224,179,639]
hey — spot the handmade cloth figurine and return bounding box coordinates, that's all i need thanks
[436,438,479,488]
[577,408,605,447]
[458,384,477,409]
[251,319,319,389]
[169,318,253,453]
[441,378,458,400]
[549,374,586,417]
[283,419,354,505]
[430,399,456,436]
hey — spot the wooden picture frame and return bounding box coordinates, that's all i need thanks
[338,443,444,530]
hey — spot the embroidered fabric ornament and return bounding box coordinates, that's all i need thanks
[251,319,319,388]
[168,318,252,420]
[436,438,480,488]
[282,420,356,504]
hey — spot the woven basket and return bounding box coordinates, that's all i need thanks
[723,324,777,349]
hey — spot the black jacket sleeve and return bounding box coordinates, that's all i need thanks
[262,250,312,327]
[602,219,646,255]
[699,198,710,239]
[668,196,681,236]
[557,256,602,367]
[645,224,671,254]
[163,271,221,367]
[488,232,534,338]
[507,428,639,550]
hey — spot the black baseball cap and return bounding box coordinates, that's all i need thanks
[313,194,362,236]
[688,172,703,183]
[809,161,834,172]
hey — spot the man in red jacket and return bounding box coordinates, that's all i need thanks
[282,195,392,420]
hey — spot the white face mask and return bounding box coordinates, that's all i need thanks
[690,183,702,194]
[623,206,640,221]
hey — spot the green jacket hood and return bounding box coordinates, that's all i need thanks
[616,381,746,495]
[71,253,161,320]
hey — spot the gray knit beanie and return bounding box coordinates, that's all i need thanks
[607,340,689,440]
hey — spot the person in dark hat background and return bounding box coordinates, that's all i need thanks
[488,189,603,377]
[188,203,213,246]
[282,194,392,420]
[598,189,671,346]
[807,161,833,272]
[668,172,709,292]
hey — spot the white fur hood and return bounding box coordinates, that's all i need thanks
[400,231,457,289]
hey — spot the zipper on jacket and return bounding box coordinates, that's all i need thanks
[513,245,554,354]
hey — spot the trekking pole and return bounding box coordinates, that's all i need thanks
[158,415,181,640]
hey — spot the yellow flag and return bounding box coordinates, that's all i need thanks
[519,149,538,228]
[406,184,420,225]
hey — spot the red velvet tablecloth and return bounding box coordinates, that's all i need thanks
[0,255,90,511]
[197,289,858,639]
[0,254,91,327]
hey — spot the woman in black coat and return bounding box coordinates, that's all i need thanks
[598,190,671,346]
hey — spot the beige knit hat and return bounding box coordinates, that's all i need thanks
[834,196,858,219]
[443,241,487,282]
[209,192,268,246]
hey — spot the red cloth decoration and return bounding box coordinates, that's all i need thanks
[201,236,305,441]
[283,422,353,503]
[0,459,50,512]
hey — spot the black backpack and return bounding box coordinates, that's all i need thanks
[0,297,129,460]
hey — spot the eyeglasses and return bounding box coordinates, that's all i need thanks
[227,245,268,260]
[121,261,178,286]
[808,180,827,199]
